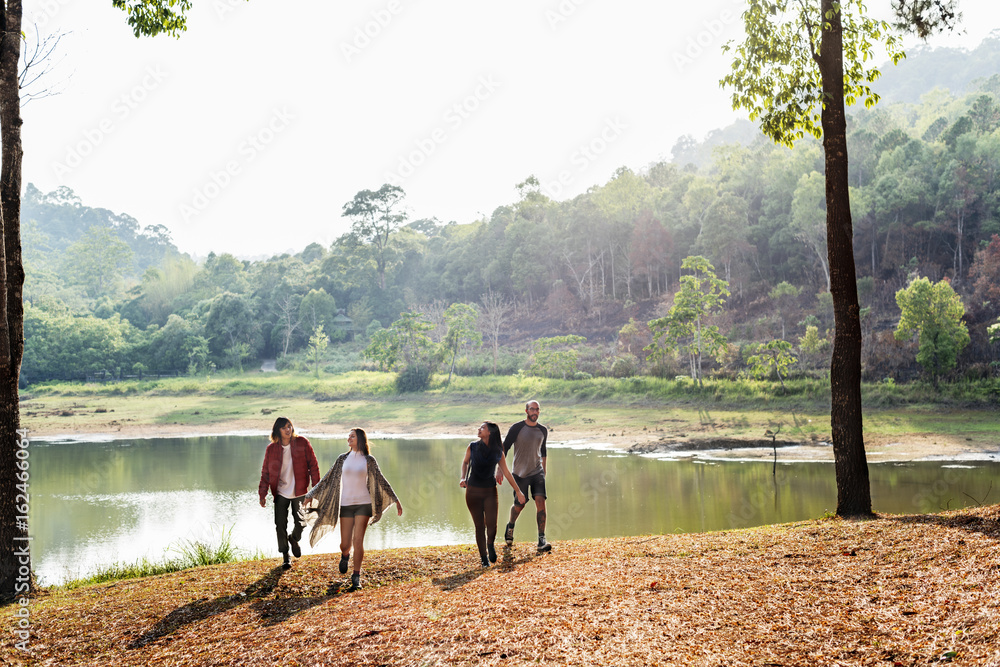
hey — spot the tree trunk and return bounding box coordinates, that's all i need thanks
[694,317,704,388]
[818,0,872,517]
[871,223,876,276]
[954,206,964,282]
[0,0,29,602]
[609,242,616,300]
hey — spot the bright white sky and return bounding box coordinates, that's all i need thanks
[19,0,999,259]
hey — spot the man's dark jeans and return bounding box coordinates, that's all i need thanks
[273,495,305,554]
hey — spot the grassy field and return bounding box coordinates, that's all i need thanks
[18,371,1000,447]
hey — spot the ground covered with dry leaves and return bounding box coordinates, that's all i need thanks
[5,505,1000,666]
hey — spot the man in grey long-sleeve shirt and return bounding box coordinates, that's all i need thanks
[498,399,552,552]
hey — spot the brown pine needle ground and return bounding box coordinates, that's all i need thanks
[5,505,1000,666]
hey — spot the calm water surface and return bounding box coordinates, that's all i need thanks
[29,435,1000,585]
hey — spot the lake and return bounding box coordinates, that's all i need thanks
[27,434,1000,585]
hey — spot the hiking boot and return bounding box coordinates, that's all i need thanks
[347,573,361,592]
[481,557,490,568]
[537,535,552,553]
[339,554,350,574]
[288,535,301,558]
[282,552,291,570]
[504,522,515,546]
[487,542,497,563]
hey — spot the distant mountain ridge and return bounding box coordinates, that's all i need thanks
[873,30,1000,104]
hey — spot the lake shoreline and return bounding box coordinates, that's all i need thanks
[21,375,1000,463]
[25,416,1000,463]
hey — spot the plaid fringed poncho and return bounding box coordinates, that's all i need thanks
[302,452,401,548]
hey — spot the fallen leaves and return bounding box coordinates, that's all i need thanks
[4,505,1000,665]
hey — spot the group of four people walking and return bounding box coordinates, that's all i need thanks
[257,400,550,590]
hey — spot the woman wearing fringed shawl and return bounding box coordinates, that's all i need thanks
[303,427,402,591]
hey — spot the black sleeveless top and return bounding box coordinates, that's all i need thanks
[466,439,501,488]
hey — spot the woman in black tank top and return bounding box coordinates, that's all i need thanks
[460,422,525,567]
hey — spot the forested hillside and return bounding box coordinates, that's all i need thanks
[19,38,1000,386]
[871,30,1000,103]
[22,184,180,311]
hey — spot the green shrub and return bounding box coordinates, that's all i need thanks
[395,364,433,392]
[218,380,271,396]
[453,349,527,376]
[610,355,638,378]
[172,381,203,394]
[275,356,297,371]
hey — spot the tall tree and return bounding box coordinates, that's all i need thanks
[1,0,210,604]
[790,172,831,291]
[441,302,481,385]
[204,292,260,368]
[646,256,730,387]
[342,184,407,291]
[592,167,652,300]
[298,288,337,340]
[0,0,27,604]
[698,192,750,287]
[479,289,514,375]
[307,325,329,379]
[630,211,674,297]
[936,158,978,282]
[770,281,802,340]
[722,0,958,517]
[275,294,302,358]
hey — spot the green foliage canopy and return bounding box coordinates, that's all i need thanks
[894,276,970,380]
[646,256,730,386]
[530,335,586,379]
[112,0,193,38]
[342,184,408,290]
[62,226,134,300]
[721,0,904,147]
[743,339,798,392]
[442,303,481,384]
[362,311,436,373]
[204,292,261,368]
[22,305,138,379]
[308,325,330,378]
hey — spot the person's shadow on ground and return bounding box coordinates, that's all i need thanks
[127,565,346,649]
[430,546,542,591]
[431,565,489,591]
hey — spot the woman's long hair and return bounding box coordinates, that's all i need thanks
[352,428,371,456]
[270,417,295,444]
[483,422,502,454]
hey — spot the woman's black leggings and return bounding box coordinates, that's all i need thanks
[465,485,498,560]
